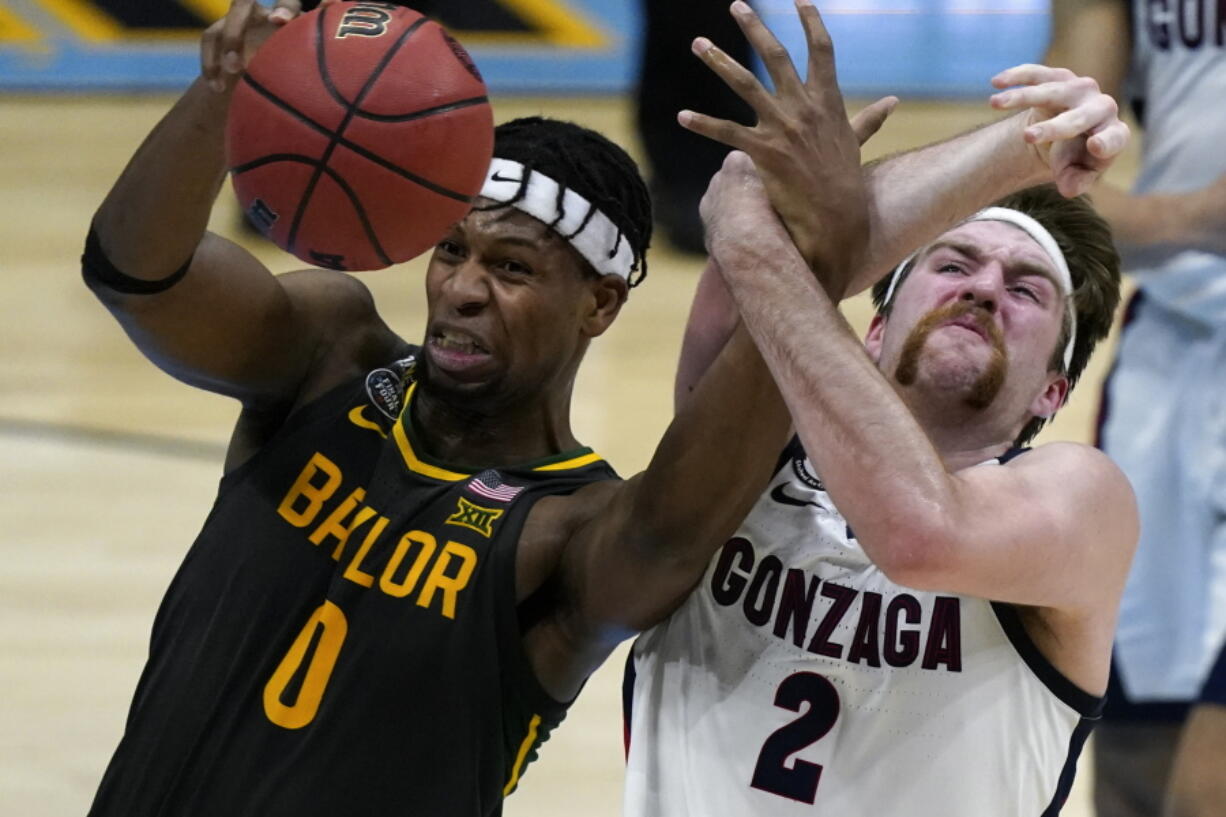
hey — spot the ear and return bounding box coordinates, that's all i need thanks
[864,314,887,363]
[581,274,628,338]
[1028,371,1070,420]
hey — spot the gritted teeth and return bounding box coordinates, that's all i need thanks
[433,329,488,354]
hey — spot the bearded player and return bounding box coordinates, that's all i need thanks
[624,4,1138,815]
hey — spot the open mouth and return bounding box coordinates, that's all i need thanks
[425,326,495,380]
[430,328,489,356]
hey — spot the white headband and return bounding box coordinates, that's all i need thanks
[882,206,1077,371]
[478,158,636,281]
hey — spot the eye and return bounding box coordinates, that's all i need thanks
[436,238,464,259]
[938,262,966,274]
[1009,284,1040,302]
[496,258,533,277]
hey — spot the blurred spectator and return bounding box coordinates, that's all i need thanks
[1045,3,1226,816]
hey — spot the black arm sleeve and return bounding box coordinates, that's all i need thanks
[81,225,192,295]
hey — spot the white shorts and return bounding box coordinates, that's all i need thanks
[1098,290,1226,701]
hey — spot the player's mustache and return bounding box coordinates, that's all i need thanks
[895,300,1005,387]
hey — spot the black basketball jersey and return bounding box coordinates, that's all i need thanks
[88,352,618,817]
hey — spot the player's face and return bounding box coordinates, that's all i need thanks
[867,221,1069,420]
[420,204,624,403]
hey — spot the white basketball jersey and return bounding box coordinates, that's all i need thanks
[624,441,1101,816]
[1128,0,1226,322]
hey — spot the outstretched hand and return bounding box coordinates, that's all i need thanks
[680,0,894,292]
[990,64,1130,197]
[201,0,303,93]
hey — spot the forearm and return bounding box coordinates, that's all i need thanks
[644,324,790,551]
[721,245,955,574]
[580,324,790,633]
[93,78,232,280]
[851,114,1045,296]
[674,259,739,412]
[1091,180,1213,253]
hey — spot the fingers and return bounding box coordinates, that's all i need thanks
[1023,91,1117,143]
[200,19,226,92]
[1087,118,1130,159]
[201,0,296,92]
[729,1,804,97]
[679,108,752,152]
[849,95,898,146]
[795,0,838,96]
[1055,164,1098,198]
[691,36,781,120]
[269,0,301,24]
[218,0,257,73]
[991,63,1076,89]
[990,75,1102,114]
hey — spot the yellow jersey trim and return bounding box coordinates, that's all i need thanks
[533,451,603,471]
[503,713,542,796]
[393,419,471,482]
[392,382,606,479]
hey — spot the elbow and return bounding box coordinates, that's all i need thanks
[865,523,956,591]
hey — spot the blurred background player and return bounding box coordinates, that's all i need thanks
[1045,4,1226,816]
[635,0,752,253]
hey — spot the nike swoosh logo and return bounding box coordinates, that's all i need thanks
[490,171,521,184]
[770,483,823,509]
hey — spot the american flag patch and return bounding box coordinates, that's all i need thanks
[466,470,524,503]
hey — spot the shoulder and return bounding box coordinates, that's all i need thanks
[1010,441,1139,556]
[515,479,626,601]
[1008,441,1133,498]
[278,269,408,405]
[279,268,381,334]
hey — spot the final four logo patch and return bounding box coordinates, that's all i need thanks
[792,455,824,491]
[365,354,417,421]
[446,497,503,538]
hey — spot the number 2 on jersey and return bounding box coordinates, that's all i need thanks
[750,672,841,804]
[263,601,348,729]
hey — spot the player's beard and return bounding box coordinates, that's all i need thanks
[893,301,1007,411]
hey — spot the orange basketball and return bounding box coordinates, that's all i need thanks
[225,2,493,271]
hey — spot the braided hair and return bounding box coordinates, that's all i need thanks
[479,116,653,288]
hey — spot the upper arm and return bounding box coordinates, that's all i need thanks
[1046,0,1132,98]
[87,229,388,408]
[889,444,1138,613]
[518,328,791,697]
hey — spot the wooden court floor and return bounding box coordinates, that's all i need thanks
[0,92,1139,815]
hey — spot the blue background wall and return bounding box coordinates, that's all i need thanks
[0,0,1049,95]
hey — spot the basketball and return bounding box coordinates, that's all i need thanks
[225,2,493,271]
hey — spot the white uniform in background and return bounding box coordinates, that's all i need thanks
[1100,0,1226,704]
[624,442,1101,816]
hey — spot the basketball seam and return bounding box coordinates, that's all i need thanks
[346,95,489,124]
[312,9,476,124]
[238,74,476,203]
[287,11,431,263]
[233,153,393,269]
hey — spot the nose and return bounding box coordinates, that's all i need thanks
[958,266,1003,313]
[440,257,491,316]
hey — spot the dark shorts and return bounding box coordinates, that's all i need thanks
[1198,640,1226,707]
[1103,657,1192,722]
[1103,641,1226,721]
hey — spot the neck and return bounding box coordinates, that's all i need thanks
[897,386,1021,471]
[409,380,581,469]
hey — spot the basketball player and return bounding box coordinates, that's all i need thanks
[623,5,1137,815]
[81,0,1128,813]
[1045,4,1226,815]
